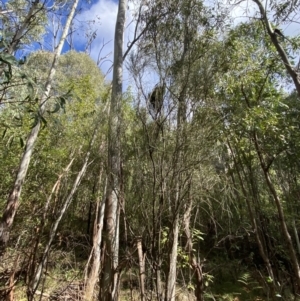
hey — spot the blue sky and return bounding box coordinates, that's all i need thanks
[71,0,300,75]
[19,0,299,85]
[17,0,132,83]
[73,0,119,75]
[70,0,136,84]
[229,0,300,36]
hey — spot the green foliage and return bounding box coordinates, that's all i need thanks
[1,0,300,299]
[0,49,109,216]
[5,0,47,46]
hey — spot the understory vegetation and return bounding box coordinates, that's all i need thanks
[1,0,300,300]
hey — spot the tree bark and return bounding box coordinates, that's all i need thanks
[84,173,106,301]
[165,13,190,299]
[293,220,300,255]
[26,156,75,297]
[137,237,146,301]
[29,127,97,298]
[165,215,180,301]
[227,141,277,297]
[183,195,204,301]
[99,0,127,300]
[0,0,79,254]
[84,199,106,300]
[252,132,300,291]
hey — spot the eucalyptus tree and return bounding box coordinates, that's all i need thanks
[0,0,48,106]
[254,0,300,97]
[99,0,127,300]
[0,0,79,254]
[127,0,228,300]
[0,48,109,300]
[215,19,300,296]
[0,0,47,55]
[230,0,300,97]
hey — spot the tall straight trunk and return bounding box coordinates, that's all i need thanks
[155,244,163,301]
[0,0,79,254]
[165,214,179,301]
[165,15,191,296]
[149,141,164,301]
[164,14,190,298]
[165,96,187,301]
[99,0,127,300]
[84,173,106,301]
[29,128,97,298]
[252,132,300,291]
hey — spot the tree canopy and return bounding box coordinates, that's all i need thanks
[1,0,300,300]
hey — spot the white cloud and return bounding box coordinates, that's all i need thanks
[73,0,118,78]
[228,0,256,25]
[73,0,137,85]
[229,0,300,36]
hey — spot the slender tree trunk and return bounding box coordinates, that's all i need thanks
[252,0,300,97]
[293,220,300,255]
[164,8,195,298]
[156,255,163,301]
[99,0,127,300]
[137,237,146,301]
[84,140,107,300]
[164,167,180,301]
[252,133,300,291]
[165,214,179,301]
[227,141,277,297]
[183,195,204,301]
[149,149,164,301]
[87,180,97,236]
[29,128,97,299]
[165,101,186,301]
[26,157,75,296]
[0,0,79,254]
[0,0,42,78]
[165,33,189,301]
[154,222,163,301]
[84,172,106,301]
[7,0,43,54]
[5,254,20,301]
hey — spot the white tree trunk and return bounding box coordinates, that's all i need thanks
[137,237,146,301]
[165,215,179,301]
[84,176,106,301]
[0,0,79,253]
[100,0,127,300]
